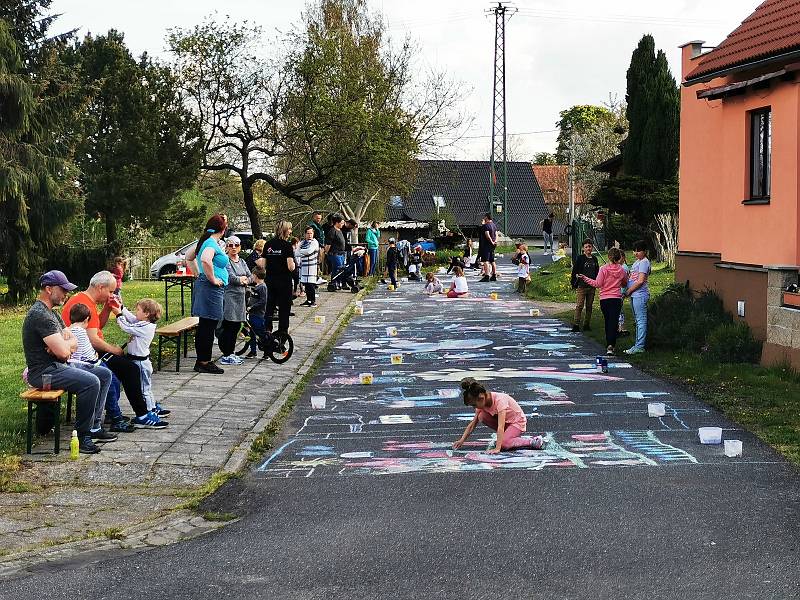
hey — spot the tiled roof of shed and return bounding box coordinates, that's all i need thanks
[686,0,800,81]
[386,160,548,236]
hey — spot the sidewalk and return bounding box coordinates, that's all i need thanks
[0,287,356,565]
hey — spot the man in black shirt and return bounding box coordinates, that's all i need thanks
[570,238,600,332]
[324,216,346,290]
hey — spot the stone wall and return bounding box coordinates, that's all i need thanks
[764,266,800,370]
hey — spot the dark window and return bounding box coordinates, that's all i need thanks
[749,108,771,199]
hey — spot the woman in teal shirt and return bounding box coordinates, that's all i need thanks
[189,215,229,374]
[365,221,380,276]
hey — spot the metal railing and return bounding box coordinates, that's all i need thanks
[127,246,177,280]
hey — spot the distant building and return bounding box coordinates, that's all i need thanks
[678,0,800,369]
[385,160,551,237]
[531,164,587,207]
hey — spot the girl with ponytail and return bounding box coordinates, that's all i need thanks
[453,377,545,453]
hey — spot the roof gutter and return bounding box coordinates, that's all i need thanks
[684,48,800,86]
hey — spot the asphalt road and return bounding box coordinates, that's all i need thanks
[2,255,799,599]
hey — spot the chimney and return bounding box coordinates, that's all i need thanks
[679,40,706,80]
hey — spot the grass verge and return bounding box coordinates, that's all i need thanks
[554,303,800,466]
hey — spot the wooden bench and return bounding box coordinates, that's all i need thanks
[155,316,199,372]
[20,388,73,455]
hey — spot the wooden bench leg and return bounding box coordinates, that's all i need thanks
[175,334,181,373]
[183,329,189,358]
[54,396,61,454]
[26,402,33,455]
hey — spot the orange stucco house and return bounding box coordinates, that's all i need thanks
[677,0,800,369]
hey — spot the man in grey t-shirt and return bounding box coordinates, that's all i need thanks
[22,271,103,454]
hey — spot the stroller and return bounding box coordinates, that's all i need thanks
[328,253,362,293]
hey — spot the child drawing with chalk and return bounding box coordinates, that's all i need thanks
[453,377,544,453]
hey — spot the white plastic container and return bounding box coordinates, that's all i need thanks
[310,395,326,409]
[529,308,541,317]
[647,402,666,417]
[314,315,326,324]
[354,306,364,315]
[698,427,723,445]
[355,300,363,308]
[390,354,403,365]
[385,326,398,337]
[724,439,743,457]
[359,372,374,385]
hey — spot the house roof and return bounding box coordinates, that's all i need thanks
[686,0,800,82]
[385,160,548,236]
[531,165,587,204]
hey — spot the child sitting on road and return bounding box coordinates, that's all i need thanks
[247,267,268,359]
[446,266,469,298]
[113,299,170,420]
[424,272,444,295]
[453,377,544,453]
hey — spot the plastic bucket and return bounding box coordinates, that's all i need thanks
[724,439,743,457]
[489,292,498,300]
[385,326,398,337]
[310,396,326,409]
[390,354,403,365]
[314,315,326,324]
[529,308,541,317]
[698,427,723,444]
[647,402,666,417]
[359,372,374,385]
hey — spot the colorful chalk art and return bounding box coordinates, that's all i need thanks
[257,264,743,479]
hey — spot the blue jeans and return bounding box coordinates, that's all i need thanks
[543,232,554,253]
[249,315,266,353]
[631,295,649,350]
[368,248,378,275]
[71,362,114,430]
[28,363,100,435]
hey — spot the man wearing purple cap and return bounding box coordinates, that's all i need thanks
[21,271,103,454]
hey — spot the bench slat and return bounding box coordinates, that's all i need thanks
[155,316,199,336]
[20,389,64,401]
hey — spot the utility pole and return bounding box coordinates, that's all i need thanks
[568,131,576,226]
[487,2,515,236]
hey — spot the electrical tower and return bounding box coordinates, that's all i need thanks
[487,2,515,235]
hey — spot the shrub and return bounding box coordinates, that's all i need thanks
[705,322,762,364]
[44,244,114,288]
[648,284,731,352]
[605,214,648,250]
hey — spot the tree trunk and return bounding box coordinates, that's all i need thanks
[242,179,263,240]
[105,215,117,246]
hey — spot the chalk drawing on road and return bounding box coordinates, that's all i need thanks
[416,367,622,383]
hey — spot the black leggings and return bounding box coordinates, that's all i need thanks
[600,298,623,348]
[305,282,317,304]
[196,317,218,362]
[218,320,243,356]
[266,282,293,334]
[105,354,148,417]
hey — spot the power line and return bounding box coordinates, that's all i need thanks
[514,8,728,27]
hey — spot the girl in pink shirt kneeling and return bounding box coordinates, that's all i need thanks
[578,247,627,356]
[453,377,544,454]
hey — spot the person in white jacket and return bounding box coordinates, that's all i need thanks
[112,299,168,419]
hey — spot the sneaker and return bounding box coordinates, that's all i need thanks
[379,279,387,284]
[109,419,135,433]
[316,277,326,285]
[154,403,171,416]
[529,435,545,450]
[308,302,318,307]
[624,347,644,355]
[245,351,258,359]
[299,300,311,307]
[79,435,101,454]
[489,275,497,281]
[132,411,169,429]
[571,324,581,333]
[90,429,118,443]
[479,276,490,282]
[606,346,615,356]
[194,361,224,374]
[104,414,130,425]
[219,355,240,365]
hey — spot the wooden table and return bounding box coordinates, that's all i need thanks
[159,273,195,320]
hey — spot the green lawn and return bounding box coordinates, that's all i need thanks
[0,280,190,456]
[548,274,800,465]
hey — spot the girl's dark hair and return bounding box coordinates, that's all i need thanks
[460,377,487,405]
[633,240,648,253]
[195,214,226,257]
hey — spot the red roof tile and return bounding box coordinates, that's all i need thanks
[531,165,587,205]
[686,0,800,81]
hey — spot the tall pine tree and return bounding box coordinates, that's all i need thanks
[623,34,679,181]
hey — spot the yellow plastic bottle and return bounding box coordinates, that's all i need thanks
[70,430,79,459]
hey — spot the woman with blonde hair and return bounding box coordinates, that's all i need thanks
[263,220,296,336]
[246,238,266,271]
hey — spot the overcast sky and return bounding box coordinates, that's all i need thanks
[51,0,759,160]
